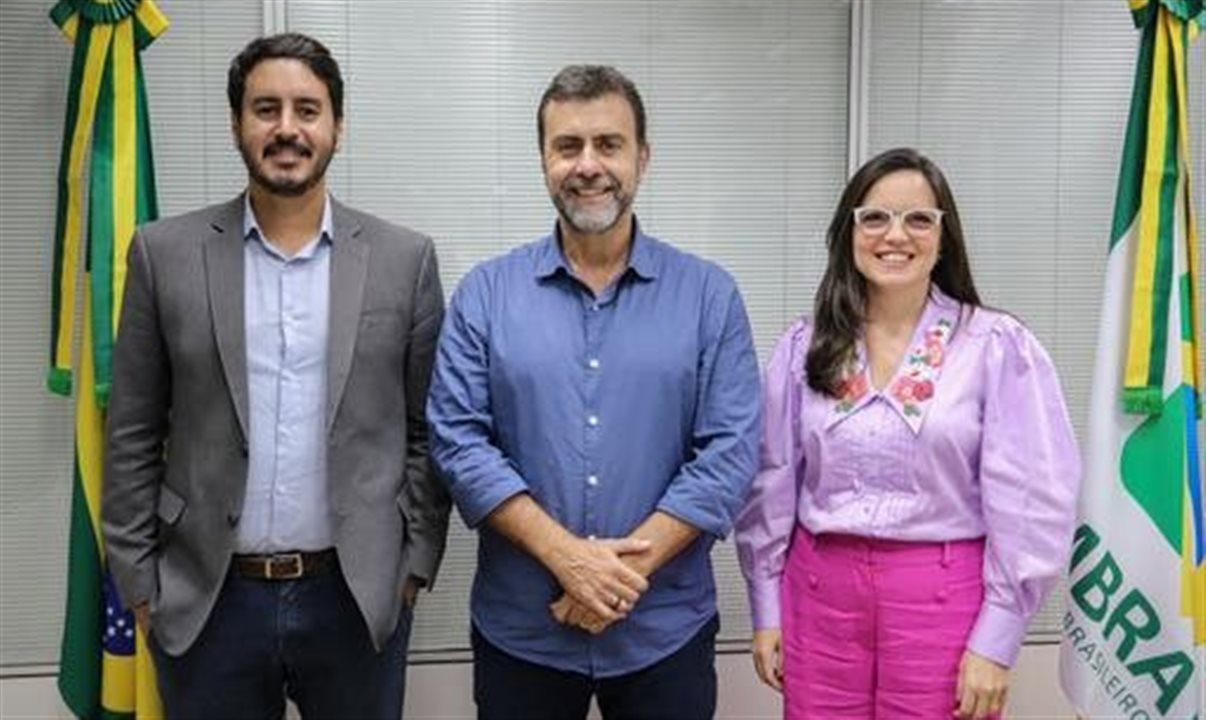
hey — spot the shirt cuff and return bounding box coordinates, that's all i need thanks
[656,497,728,539]
[966,602,1029,667]
[746,577,782,630]
[456,474,529,529]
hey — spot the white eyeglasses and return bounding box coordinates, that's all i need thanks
[852,206,944,237]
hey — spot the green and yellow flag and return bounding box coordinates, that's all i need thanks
[49,1,169,718]
[1059,1,1204,717]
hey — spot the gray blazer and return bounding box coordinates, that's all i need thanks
[102,195,451,655]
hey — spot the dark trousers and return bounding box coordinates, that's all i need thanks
[149,569,412,720]
[472,615,719,720]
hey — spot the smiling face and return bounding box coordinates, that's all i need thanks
[541,93,648,237]
[852,169,942,296]
[233,58,341,198]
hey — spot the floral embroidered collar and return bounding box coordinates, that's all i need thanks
[826,289,960,435]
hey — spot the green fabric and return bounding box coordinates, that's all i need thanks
[1139,63,1179,398]
[1110,13,1154,249]
[89,51,115,408]
[1121,387,1189,552]
[56,459,103,720]
[47,14,93,396]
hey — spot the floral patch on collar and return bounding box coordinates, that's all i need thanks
[888,317,952,426]
[834,366,870,413]
[831,316,954,433]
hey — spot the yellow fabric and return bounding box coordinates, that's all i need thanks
[112,19,136,331]
[1125,9,1171,391]
[56,22,114,382]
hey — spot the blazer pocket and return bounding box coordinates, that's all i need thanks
[156,485,187,543]
[157,485,186,524]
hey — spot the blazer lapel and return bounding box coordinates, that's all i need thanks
[326,200,368,431]
[203,197,250,441]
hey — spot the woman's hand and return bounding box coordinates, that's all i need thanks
[954,650,1008,719]
[751,628,784,692]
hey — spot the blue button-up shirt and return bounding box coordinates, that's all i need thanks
[238,194,334,553]
[428,222,760,676]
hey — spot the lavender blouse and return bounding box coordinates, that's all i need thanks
[734,288,1081,666]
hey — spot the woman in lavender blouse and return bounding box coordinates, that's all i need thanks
[734,148,1081,720]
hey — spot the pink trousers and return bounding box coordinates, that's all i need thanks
[781,526,989,719]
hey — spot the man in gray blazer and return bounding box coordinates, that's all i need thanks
[102,33,449,719]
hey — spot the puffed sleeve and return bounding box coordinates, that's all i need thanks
[734,320,808,630]
[968,316,1081,666]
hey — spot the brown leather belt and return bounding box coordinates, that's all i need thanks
[232,549,338,580]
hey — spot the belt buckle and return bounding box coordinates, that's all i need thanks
[267,552,304,580]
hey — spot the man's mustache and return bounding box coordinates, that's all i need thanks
[563,176,618,193]
[263,139,312,159]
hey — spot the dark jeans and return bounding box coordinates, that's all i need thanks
[149,569,411,720]
[472,614,719,720]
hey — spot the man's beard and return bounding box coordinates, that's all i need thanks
[552,176,634,235]
[239,136,334,197]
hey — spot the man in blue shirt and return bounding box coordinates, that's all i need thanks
[428,65,760,719]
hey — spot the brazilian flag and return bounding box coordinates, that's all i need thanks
[48,1,169,718]
[1058,1,1204,718]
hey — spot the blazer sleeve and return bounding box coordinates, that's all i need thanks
[400,236,452,588]
[103,230,170,609]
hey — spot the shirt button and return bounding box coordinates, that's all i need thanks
[587,415,599,427]
[587,475,599,486]
[588,358,600,370]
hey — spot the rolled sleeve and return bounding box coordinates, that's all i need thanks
[427,272,531,528]
[656,284,760,538]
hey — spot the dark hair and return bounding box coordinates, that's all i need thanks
[228,33,344,121]
[806,147,981,397]
[537,65,646,149]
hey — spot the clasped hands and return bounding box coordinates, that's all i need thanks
[547,534,652,635]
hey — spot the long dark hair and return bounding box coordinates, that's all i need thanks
[806,147,981,397]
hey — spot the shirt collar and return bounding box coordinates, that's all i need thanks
[533,217,660,281]
[242,192,334,251]
[825,285,963,436]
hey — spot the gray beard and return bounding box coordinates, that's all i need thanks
[554,191,631,235]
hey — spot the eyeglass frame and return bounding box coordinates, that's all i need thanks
[851,206,945,237]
